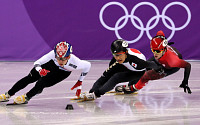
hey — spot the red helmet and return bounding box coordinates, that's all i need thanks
[54,41,72,58]
[156,30,165,37]
[150,30,168,50]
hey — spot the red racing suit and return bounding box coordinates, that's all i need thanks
[134,46,191,90]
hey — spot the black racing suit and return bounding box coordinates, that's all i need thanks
[8,60,71,99]
[89,48,160,97]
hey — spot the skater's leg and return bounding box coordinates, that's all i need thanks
[94,71,144,97]
[6,60,57,97]
[8,68,40,96]
[26,70,71,99]
[89,76,108,93]
[135,70,165,89]
[13,69,71,104]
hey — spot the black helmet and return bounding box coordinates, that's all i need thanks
[110,39,128,54]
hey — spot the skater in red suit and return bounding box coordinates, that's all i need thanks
[0,41,91,104]
[115,30,192,94]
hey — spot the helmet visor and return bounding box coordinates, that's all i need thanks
[56,56,70,61]
[112,52,126,57]
[151,49,164,54]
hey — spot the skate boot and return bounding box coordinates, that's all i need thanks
[78,93,96,102]
[115,85,127,92]
[122,85,138,94]
[71,92,85,100]
[79,92,87,99]
[14,94,29,104]
[0,92,11,102]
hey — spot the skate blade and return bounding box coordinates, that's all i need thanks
[6,102,28,106]
[77,96,95,102]
[106,91,117,93]
[115,92,138,95]
[70,97,81,100]
[0,100,9,102]
[77,99,94,102]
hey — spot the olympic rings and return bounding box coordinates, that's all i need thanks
[99,1,191,44]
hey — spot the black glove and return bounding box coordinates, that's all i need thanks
[179,80,192,94]
[154,65,164,74]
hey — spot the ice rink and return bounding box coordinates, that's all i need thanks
[0,61,200,125]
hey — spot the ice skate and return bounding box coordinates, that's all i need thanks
[122,85,138,94]
[0,92,11,102]
[106,85,128,94]
[70,97,81,100]
[114,85,138,95]
[106,91,117,93]
[115,85,127,93]
[70,92,86,100]
[7,94,29,105]
[78,93,96,102]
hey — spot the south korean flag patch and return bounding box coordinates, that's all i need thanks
[132,62,137,68]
